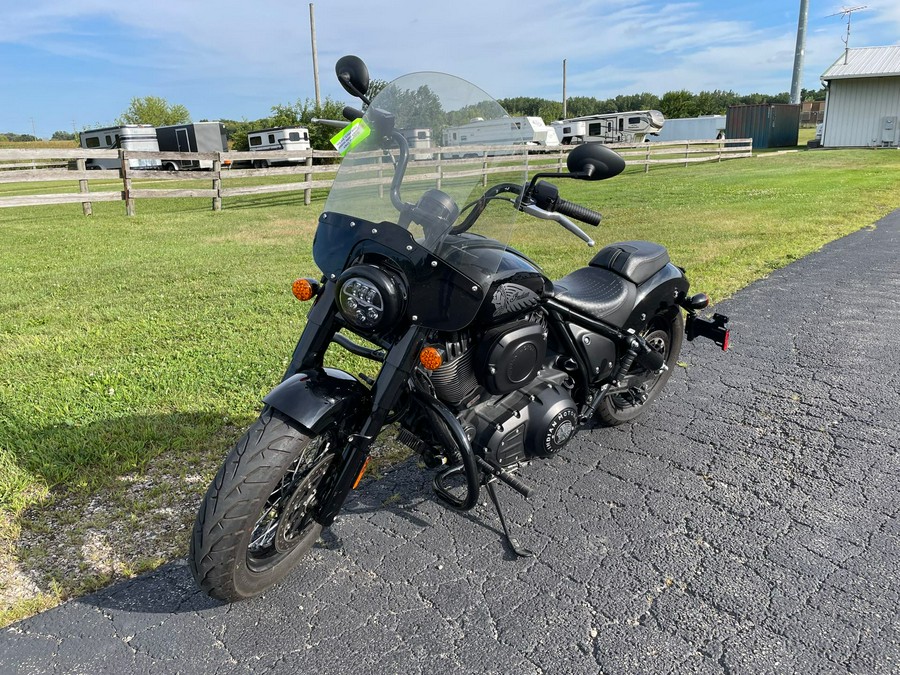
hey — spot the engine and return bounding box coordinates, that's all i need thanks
[425,314,579,468]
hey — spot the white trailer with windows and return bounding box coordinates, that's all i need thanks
[246,127,311,166]
[552,111,665,144]
[79,125,161,170]
[399,128,434,160]
[441,117,559,153]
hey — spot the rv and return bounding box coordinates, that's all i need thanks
[442,117,559,155]
[551,111,665,144]
[647,115,726,143]
[79,125,161,170]
[246,127,311,167]
[155,121,229,170]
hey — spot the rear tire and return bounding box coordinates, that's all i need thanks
[189,407,338,601]
[596,311,684,426]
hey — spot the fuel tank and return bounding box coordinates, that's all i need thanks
[441,235,551,325]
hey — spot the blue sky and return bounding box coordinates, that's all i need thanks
[2,1,898,138]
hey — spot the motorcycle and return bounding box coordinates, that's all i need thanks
[189,56,730,601]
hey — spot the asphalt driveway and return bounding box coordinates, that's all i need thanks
[3,210,898,674]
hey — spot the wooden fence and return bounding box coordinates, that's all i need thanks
[0,139,753,215]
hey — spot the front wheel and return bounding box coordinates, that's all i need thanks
[596,311,684,426]
[189,407,339,601]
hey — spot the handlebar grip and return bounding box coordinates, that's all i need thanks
[554,198,602,226]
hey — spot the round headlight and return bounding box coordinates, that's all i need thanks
[336,265,404,331]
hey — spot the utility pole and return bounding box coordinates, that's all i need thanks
[790,0,809,104]
[562,59,567,119]
[310,3,321,108]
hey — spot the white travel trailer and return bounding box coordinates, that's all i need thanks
[246,126,311,167]
[79,125,161,170]
[398,128,434,160]
[551,111,665,144]
[442,116,559,154]
[647,115,726,143]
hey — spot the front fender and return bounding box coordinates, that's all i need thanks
[263,368,370,435]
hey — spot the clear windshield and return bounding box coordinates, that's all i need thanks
[314,72,528,301]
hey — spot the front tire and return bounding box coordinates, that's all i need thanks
[596,311,684,426]
[189,407,338,601]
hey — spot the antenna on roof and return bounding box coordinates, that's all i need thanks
[827,5,868,64]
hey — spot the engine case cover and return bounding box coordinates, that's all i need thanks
[523,380,578,458]
[462,371,578,466]
[476,320,547,395]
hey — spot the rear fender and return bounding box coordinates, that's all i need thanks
[263,368,370,435]
[623,262,689,332]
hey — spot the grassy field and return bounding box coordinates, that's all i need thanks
[2,145,900,622]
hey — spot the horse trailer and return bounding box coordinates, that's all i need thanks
[79,125,161,170]
[155,121,229,170]
[246,127,311,166]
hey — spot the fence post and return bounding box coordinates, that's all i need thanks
[305,155,314,205]
[378,153,384,199]
[76,157,92,216]
[120,150,135,216]
[645,144,651,174]
[684,142,690,168]
[482,150,488,187]
[437,155,442,190]
[212,154,222,211]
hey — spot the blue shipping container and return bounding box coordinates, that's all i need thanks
[725,104,800,149]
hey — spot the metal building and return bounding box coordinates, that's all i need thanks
[725,104,800,149]
[820,46,900,148]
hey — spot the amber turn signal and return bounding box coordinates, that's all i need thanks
[419,346,444,370]
[291,278,318,301]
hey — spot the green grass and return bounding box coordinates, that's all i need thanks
[1,146,900,617]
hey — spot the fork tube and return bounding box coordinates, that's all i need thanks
[316,325,427,525]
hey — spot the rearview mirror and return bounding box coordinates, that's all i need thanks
[335,55,370,102]
[566,143,626,181]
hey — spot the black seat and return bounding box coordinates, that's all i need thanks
[589,241,669,285]
[549,267,636,326]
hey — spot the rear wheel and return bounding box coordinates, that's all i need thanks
[189,407,339,601]
[596,311,684,426]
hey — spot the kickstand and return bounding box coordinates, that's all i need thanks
[484,480,535,558]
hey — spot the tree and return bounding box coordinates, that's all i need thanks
[227,96,350,152]
[659,90,698,119]
[366,78,389,102]
[117,96,190,126]
[51,130,76,141]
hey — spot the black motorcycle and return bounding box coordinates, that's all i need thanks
[190,56,729,601]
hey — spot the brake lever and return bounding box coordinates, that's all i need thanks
[521,204,595,247]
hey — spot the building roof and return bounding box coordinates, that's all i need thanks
[822,46,900,81]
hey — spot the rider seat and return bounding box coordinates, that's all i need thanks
[549,241,670,326]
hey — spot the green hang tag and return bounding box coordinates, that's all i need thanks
[330,118,371,156]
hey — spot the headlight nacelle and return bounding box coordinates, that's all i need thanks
[336,265,405,331]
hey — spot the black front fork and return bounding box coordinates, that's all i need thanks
[316,324,428,525]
